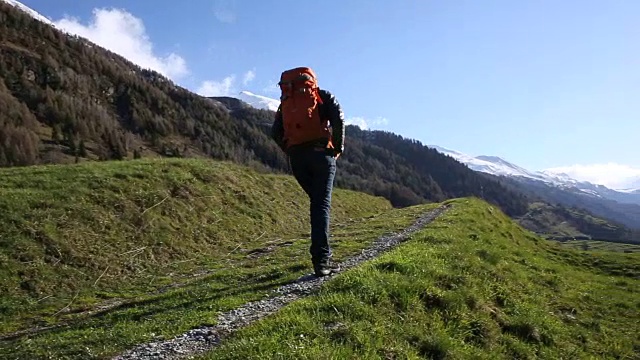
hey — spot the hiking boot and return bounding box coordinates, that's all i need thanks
[313,259,340,277]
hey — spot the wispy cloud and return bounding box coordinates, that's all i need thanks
[545,163,640,189]
[243,69,256,86]
[345,116,389,130]
[214,10,236,24]
[53,8,188,80]
[197,75,236,97]
[213,0,237,23]
[197,68,255,97]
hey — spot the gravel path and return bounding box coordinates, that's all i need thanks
[113,204,449,360]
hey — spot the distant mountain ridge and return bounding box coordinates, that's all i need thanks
[614,176,640,194]
[430,145,640,206]
[425,146,640,229]
[428,145,552,183]
[620,188,640,195]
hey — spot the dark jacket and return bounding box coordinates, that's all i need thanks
[271,89,345,155]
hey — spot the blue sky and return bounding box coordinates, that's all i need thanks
[13,0,640,187]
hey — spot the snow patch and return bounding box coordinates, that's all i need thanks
[236,91,280,112]
[578,189,602,197]
[617,188,640,194]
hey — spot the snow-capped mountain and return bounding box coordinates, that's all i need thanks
[236,91,280,112]
[429,145,640,206]
[429,145,557,184]
[1,0,54,26]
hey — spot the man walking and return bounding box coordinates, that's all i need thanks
[271,67,345,277]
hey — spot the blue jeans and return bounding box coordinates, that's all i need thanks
[289,147,337,264]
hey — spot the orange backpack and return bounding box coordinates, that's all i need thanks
[278,67,333,149]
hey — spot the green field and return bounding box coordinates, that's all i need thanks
[0,158,425,358]
[200,199,640,360]
[1,160,638,359]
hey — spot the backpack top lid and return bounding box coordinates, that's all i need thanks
[279,67,317,85]
[278,67,319,100]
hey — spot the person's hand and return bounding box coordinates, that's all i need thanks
[326,148,341,159]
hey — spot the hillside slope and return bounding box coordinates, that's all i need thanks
[504,176,640,231]
[0,159,393,333]
[0,160,637,359]
[518,202,639,244]
[201,198,640,359]
[0,158,439,358]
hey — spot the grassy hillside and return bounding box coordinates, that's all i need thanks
[558,240,640,253]
[0,158,397,338]
[199,198,639,360]
[500,175,640,231]
[2,186,637,358]
[517,202,639,244]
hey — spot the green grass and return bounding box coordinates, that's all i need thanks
[0,158,435,359]
[558,239,640,253]
[2,160,638,359]
[198,198,640,360]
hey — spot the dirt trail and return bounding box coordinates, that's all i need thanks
[113,205,450,360]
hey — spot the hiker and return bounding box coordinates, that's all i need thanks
[271,67,345,277]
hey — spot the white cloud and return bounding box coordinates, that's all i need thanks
[545,163,640,190]
[213,0,237,23]
[197,69,257,96]
[197,75,236,97]
[243,69,256,86]
[214,9,236,23]
[345,117,369,129]
[53,8,188,80]
[345,116,389,130]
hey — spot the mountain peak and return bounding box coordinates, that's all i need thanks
[430,146,551,182]
[236,91,280,112]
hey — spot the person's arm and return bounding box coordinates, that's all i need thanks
[271,105,286,152]
[319,90,345,155]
